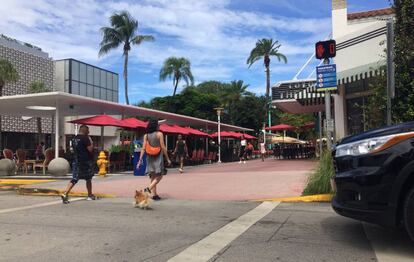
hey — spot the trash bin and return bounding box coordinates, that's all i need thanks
[133,139,146,176]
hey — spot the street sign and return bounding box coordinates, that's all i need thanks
[325,119,335,132]
[316,64,337,91]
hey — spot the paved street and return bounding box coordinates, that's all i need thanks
[0,191,413,262]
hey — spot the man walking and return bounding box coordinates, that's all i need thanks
[61,125,96,204]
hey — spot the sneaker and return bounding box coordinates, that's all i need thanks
[61,193,69,204]
[152,195,161,201]
[86,195,96,201]
[179,168,183,173]
[144,187,152,194]
[238,161,242,164]
[243,161,246,164]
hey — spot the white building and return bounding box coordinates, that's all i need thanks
[332,0,394,138]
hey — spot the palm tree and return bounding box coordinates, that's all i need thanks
[28,81,50,144]
[221,80,249,122]
[99,11,154,105]
[247,38,287,101]
[0,59,19,149]
[159,57,194,97]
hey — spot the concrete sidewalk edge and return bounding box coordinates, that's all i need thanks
[16,187,116,198]
[254,194,333,203]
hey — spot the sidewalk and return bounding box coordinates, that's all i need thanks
[18,158,317,201]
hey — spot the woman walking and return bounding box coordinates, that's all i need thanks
[260,138,266,162]
[173,134,188,173]
[137,119,171,200]
[239,135,247,164]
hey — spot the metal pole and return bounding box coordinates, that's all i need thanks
[325,90,332,151]
[218,114,221,163]
[318,111,323,157]
[54,103,59,159]
[386,20,395,125]
[100,126,104,150]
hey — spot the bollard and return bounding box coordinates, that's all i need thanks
[96,151,108,177]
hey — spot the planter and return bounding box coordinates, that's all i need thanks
[48,158,70,176]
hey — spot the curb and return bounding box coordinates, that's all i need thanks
[254,194,333,203]
[0,179,56,185]
[16,187,116,198]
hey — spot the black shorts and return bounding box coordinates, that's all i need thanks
[71,161,94,184]
[239,146,246,157]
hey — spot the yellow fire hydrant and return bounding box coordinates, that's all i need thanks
[96,151,108,177]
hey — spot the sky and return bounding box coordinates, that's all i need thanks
[0,0,391,104]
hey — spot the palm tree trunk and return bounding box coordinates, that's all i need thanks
[172,77,179,97]
[124,52,130,105]
[264,65,271,127]
[37,117,42,144]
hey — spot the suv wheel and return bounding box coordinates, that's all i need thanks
[404,187,414,241]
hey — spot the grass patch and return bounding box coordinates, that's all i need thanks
[302,151,334,196]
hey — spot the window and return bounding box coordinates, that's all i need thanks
[113,74,118,91]
[94,86,100,99]
[72,60,79,81]
[80,83,87,97]
[64,60,69,80]
[101,89,106,100]
[80,63,86,82]
[94,68,100,86]
[107,90,112,101]
[64,81,69,93]
[113,91,118,102]
[72,81,79,95]
[100,71,106,87]
[87,84,93,98]
[106,73,113,90]
[87,66,93,84]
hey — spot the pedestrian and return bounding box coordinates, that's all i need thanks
[35,141,44,160]
[137,119,171,200]
[61,125,95,204]
[246,141,254,160]
[239,135,247,164]
[173,134,188,173]
[260,139,266,161]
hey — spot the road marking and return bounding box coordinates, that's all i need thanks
[363,223,414,262]
[0,198,84,214]
[168,201,280,262]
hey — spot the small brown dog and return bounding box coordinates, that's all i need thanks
[134,190,152,209]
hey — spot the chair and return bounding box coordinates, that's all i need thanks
[33,148,55,175]
[15,149,27,174]
[2,149,13,160]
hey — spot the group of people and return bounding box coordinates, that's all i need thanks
[238,136,267,163]
[61,119,176,204]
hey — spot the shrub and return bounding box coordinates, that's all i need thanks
[302,151,335,195]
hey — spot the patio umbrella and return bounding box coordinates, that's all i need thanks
[159,124,189,135]
[243,133,257,139]
[185,127,211,137]
[68,115,132,150]
[120,118,148,129]
[210,131,239,138]
[299,122,315,130]
[265,124,296,131]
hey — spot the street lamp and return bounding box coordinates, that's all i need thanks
[214,107,223,163]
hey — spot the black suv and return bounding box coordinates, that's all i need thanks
[332,121,414,240]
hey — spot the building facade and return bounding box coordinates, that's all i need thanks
[332,0,394,138]
[55,59,118,103]
[0,34,54,151]
[0,35,120,154]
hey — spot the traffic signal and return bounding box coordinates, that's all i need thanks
[315,40,336,59]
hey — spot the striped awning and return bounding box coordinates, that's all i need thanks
[337,62,385,85]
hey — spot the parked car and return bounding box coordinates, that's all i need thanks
[332,121,414,241]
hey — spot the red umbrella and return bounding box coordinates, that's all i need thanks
[68,115,132,150]
[243,133,257,139]
[120,118,148,129]
[185,127,211,137]
[265,124,296,131]
[68,115,131,128]
[159,124,190,135]
[210,131,239,138]
[299,122,315,129]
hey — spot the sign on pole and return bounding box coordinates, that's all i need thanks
[316,64,337,92]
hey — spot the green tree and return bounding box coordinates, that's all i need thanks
[247,39,287,102]
[0,59,19,149]
[159,57,194,97]
[28,81,50,144]
[99,11,154,105]
[392,0,414,122]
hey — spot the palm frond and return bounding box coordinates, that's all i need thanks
[132,35,155,45]
[99,42,121,57]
